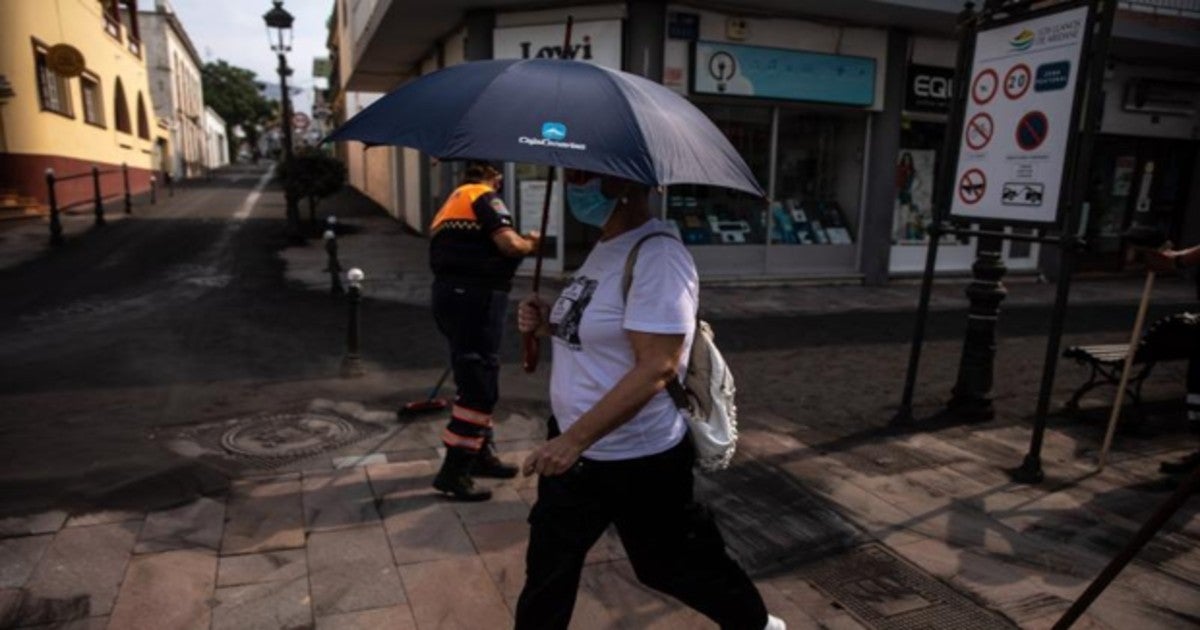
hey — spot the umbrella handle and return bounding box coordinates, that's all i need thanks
[523,15,570,376]
[522,332,539,373]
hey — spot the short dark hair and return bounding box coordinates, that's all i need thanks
[464,160,501,183]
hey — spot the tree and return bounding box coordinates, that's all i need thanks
[278,149,347,232]
[202,60,273,160]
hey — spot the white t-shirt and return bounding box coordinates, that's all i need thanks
[548,218,697,461]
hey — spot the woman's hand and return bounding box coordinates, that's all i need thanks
[1144,249,1182,273]
[518,294,550,336]
[522,433,586,477]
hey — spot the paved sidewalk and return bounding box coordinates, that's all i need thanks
[2,183,1197,629]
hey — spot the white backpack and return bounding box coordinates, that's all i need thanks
[623,233,738,471]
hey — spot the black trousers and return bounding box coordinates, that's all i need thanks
[515,434,768,630]
[431,279,510,450]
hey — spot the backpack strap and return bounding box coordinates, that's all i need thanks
[621,231,690,410]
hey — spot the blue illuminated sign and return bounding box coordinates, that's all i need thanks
[692,41,876,107]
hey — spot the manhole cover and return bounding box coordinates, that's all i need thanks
[221,413,362,459]
[803,544,1016,630]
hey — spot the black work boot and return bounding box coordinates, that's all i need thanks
[472,438,519,479]
[433,448,492,502]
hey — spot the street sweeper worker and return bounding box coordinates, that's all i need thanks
[428,160,540,501]
[1145,243,1200,479]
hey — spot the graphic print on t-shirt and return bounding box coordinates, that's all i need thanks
[549,276,597,350]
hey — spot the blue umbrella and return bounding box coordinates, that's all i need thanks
[325,58,764,197]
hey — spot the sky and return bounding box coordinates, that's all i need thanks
[169,0,333,117]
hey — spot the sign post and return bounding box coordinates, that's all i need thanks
[892,0,1116,484]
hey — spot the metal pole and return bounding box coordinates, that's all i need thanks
[893,225,942,425]
[1012,0,1114,484]
[278,52,300,235]
[92,166,106,227]
[341,268,365,377]
[122,162,132,214]
[891,1,975,425]
[947,233,1008,420]
[46,168,63,246]
[324,229,344,295]
[150,175,157,205]
[1051,463,1200,629]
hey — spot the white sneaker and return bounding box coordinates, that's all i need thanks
[764,614,787,630]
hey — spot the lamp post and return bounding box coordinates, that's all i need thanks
[263,0,299,235]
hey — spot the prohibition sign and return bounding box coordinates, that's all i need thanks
[959,168,986,205]
[1015,111,1048,151]
[1004,63,1032,100]
[965,112,994,150]
[971,68,999,105]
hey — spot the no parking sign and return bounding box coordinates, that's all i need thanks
[949,4,1090,225]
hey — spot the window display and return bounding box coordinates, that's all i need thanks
[772,111,864,246]
[666,104,770,246]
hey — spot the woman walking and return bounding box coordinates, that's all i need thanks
[515,169,784,630]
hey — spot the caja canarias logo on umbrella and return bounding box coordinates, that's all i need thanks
[518,121,587,151]
[1010,29,1034,51]
[541,122,567,140]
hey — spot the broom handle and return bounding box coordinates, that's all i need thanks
[1097,270,1155,469]
[521,15,573,374]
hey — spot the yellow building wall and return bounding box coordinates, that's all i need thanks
[0,0,159,170]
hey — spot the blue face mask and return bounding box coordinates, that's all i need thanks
[566,178,617,228]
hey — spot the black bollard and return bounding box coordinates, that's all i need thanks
[92,166,106,227]
[946,234,1007,420]
[46,169,63,246]
[324,229,344,295]
[122,163,132,214]
[340,268,365,377]
[150,176,157,205]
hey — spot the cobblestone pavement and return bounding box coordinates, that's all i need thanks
[1,173,1197,629]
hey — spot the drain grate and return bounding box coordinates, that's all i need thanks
[171,410,387,469]
[803,544,1016,630]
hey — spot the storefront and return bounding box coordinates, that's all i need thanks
[1079,62,1199,272]
[659,8,886,279]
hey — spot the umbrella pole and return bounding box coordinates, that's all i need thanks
[522,16,574,374]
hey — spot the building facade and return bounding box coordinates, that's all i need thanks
[138,0,205,180]
[329,0,1200,283]
[0,0,161,212]
[203,106,228,170]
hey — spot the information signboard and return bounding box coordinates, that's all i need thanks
[949,5,1090,224]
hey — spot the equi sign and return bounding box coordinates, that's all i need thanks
[494,19,622,69]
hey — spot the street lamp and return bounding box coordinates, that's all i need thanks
[263,0,300,234]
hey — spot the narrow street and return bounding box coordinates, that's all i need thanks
[1,171,1197,628]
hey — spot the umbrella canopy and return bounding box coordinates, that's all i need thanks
[325,58,764,197]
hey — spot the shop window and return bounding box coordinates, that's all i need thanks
[772,110,864,246]
[893,120,946,245]
[667,104,770,246]
[33,44,73,117]
[114,77,131,133]
[136,92,150,139]
[81,72,105,127]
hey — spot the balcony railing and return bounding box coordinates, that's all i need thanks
[1119,0,1200,18]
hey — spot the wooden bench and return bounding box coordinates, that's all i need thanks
[1063,312,1198,416]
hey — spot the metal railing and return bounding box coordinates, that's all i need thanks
[43,163,157,246]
